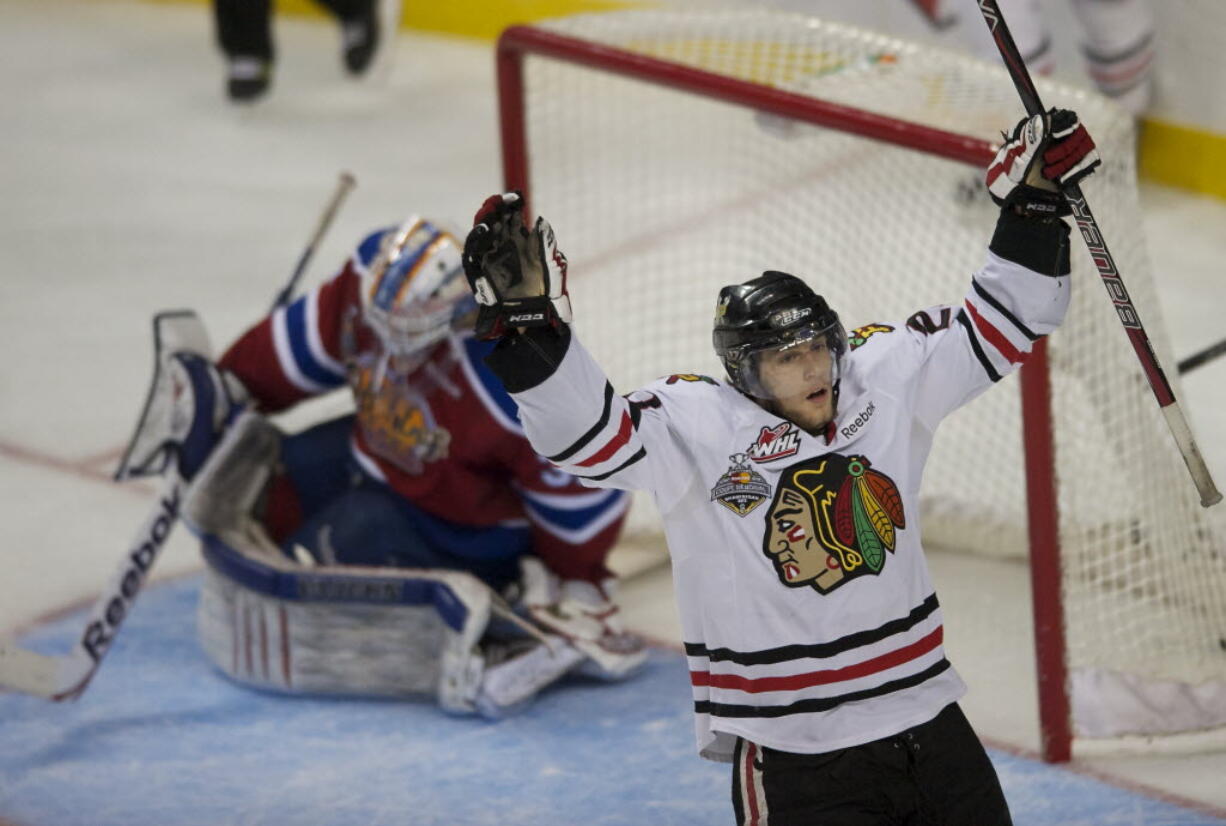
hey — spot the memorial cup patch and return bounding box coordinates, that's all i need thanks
[763,454,905,594]
[711,453,772,516]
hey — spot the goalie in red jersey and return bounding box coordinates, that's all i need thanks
[118,215,646,717]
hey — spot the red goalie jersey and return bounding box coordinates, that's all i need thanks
[217,225,629,584]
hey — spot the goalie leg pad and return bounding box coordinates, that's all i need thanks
[198,534,496,702]
[198,514,590,715]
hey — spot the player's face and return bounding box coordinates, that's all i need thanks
[757,339,836,433]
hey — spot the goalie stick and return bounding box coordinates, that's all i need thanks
[0,472,184,700]
[0,172,360,700]
[0,311,206,701]
[268,171,356,312]
[975,0,1222,509]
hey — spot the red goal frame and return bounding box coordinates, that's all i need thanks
[495,23,1071,763]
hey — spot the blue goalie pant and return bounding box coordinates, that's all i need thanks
[276,414,529,591]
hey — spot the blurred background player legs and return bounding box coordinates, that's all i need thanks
[212,0,381,102]
[959,0,1154,116]
[1069,0,1155,117]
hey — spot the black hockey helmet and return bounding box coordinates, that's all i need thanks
[712,271,846,398]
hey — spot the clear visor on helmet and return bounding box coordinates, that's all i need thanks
[365,220,475,359]
[377,270,476,357]
[735,321,844,402]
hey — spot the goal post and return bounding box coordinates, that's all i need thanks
[495,8,1226,763]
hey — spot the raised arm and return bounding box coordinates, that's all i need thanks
[906,108,1099,428]
[461,193,696,508]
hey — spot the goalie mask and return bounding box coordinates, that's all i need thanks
[712,271,847,403]
[361,216,475,359]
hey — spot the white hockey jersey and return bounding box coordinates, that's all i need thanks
[506,244,1069,762]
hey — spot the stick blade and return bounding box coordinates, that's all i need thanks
[0,639,66,699]
[0,639,97,701]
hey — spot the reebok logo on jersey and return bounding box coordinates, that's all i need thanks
[840,401,876,440]
[763,454,905,594]
[747,422,801,463]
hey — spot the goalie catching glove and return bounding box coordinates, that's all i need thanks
[115,312,249,484]
[986,108,1100,218]
[462,192,572,340]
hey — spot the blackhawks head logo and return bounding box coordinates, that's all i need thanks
[763,454,905,594]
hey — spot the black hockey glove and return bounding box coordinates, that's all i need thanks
[986,108,1101,218]
[462,192,572,341]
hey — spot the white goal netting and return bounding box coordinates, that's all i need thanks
[505,7,1226,744]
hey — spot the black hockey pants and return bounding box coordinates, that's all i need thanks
[213,0,372,61]
[732,702,1012,825]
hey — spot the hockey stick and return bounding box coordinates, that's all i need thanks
[268,171,357,312]
[1178,335,1226,376]
[975,0,1221,508]
[0,472,184,700]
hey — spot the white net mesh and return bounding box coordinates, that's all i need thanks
[509,7,1226,739]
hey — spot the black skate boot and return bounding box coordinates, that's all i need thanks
[341,0,379,76]
[226,56,271,102]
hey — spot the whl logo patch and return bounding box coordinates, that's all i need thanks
[747,422,801,463]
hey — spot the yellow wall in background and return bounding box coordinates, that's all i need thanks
[147,0,1225,201]
[400,0,642,40]
[1139,119,1226,202]
[195,0,643,40]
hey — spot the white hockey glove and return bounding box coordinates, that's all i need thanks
[518,557,648,681]
[986,108,1101,218]
[462,192,572,340]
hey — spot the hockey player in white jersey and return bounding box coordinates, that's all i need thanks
[462,108,1099,824]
